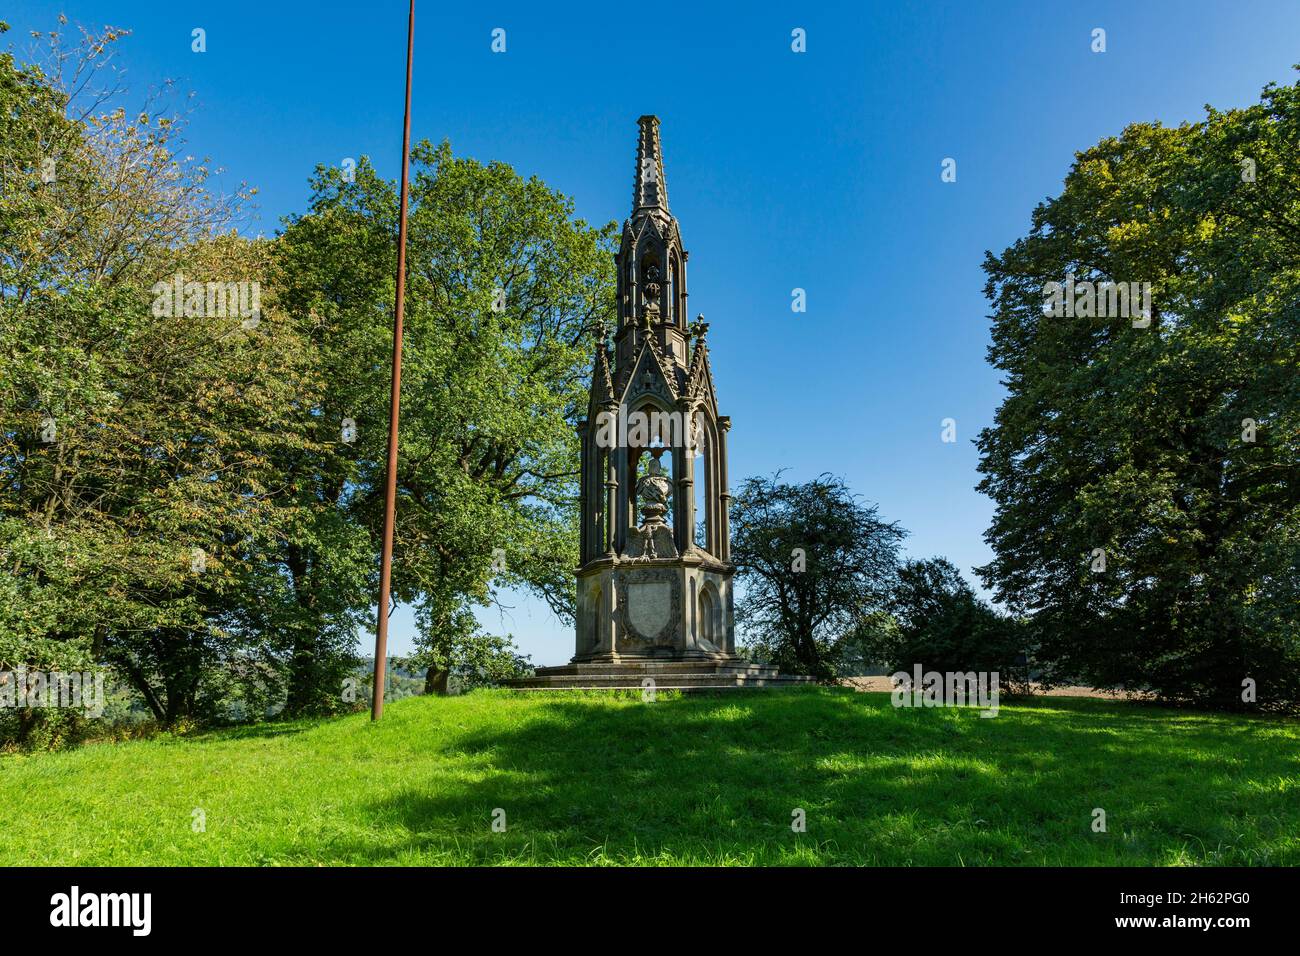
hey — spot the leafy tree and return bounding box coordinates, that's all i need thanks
[273,140,616,697]
[2,19,617,742]
[730,473,905,678]
[831,609,899,676]
[978,76,1300,711]
[404,611,530,694]
[0,24,344,733]
[870,558,1032,693]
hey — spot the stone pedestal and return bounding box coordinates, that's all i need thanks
[510,550,811,691]
[571,551,736,663]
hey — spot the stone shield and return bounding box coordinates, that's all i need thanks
[626,580,671,639]
[615,569,680,650]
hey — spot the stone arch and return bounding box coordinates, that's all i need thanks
[580,579,603,652]
[697,578,722,652]
[668,250,680,325]
[691,406,720,555]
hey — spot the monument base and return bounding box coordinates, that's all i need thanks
[506,660,815,691]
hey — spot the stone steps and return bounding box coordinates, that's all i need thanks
[533,660,776,674]
[507,657,815,691]
[510,683,812,691]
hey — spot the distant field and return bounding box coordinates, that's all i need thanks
[2,688,1296,865]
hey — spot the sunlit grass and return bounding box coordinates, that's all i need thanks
[1,687,1296,865]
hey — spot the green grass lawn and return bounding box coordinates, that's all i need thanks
[2,687,1297,866]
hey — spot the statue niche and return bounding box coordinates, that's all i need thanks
[624,448,677,559]
[642,262,662,321]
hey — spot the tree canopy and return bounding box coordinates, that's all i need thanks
[730,473,904,677]
[978,75,1300,711]
[1,22,615,745]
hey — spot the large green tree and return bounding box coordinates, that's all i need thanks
[273,141,617,696]
[1,23,325,733]
[2,20,619,741]
[978,77,1300,711]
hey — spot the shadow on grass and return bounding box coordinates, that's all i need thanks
[343,689,1299,865]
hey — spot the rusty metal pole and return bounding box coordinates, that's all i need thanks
[372,0,415,721]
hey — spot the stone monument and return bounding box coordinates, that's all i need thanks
[511,116,809,690]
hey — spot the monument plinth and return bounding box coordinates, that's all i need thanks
[510,117,810,691]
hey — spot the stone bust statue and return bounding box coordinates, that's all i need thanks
[643,264,662,316]
[637,455,671,521]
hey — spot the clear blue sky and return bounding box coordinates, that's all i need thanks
[10,1,1300,665]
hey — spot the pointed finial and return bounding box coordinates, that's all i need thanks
[633,115,669,216]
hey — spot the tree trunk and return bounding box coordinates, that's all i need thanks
[120,657,167,723]
[284,547,320,715]
[15,706,37,747]
[284,631,317,716]
[425,667,450,696]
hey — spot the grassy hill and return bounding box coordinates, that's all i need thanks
[2,687,1296,866]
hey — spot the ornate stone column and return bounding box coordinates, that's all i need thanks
[603,402,619,556]
[674,403,696,553]
[577,419,590,561]
[718,415,732,561]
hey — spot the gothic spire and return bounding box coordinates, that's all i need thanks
[632,115,670,218]
[592,331,615,405]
